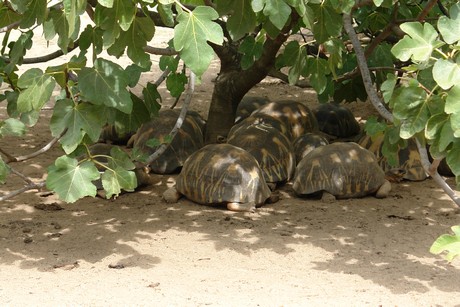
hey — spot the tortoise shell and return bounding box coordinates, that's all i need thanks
[176,144,271,209]
[227,123,295,184]
[99,124,136,145]
[235,96,270,123]
[314,103,360,138]
[292,142,389,198]
[229,113,291,140]
[130,109,205,174]
[251,100,319,140]
[358,134,427,181]
[293,133,329,163]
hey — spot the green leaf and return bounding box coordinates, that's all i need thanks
[112,92,155,136]
[446,141,460,177]
[0,118,26,137]
[7,31,33,67]
[364,116,387,137]
[438,3,460,44]
[142,83,162,116]
[239,36,264,70]
[47,156,100,203]
[98,0,114,8]
[312,3,342,43]
[63,0,85,38]
[46,58,87,88]
[263,0,291,30]
[19,0,46,28]
[0,5,21,28]
[158,3,175,27]
[381,73,397,103]
[94,5,121,48]
[78,58,132,114]
[0,158,9,184]
[430,225,460,262]
[50,99,105,154]
[391,22,442,62]
[323,38,345,77]
[432,59,460,90]
[17,68,56,113]
[173,6,223,76]
[159,55,180,72]
[445,84,460,114]
[166,73,188,98]
[305,57,329,94]
[101,167,137,198]
[392,86,429,139]
[215,0,257,40]
[451,112,460,138]
[426,113,449,140]
[107,16,155,68]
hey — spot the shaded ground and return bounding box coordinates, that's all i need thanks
[1,26,460,306]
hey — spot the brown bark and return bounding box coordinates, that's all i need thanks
[205,15,298,143]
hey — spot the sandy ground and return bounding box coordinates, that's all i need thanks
[1,23,460,307]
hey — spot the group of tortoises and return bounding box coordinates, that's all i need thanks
[96,96,451,212]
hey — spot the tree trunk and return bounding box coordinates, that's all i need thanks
[204,15,298,143]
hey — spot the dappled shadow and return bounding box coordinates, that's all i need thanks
[1,175,459,296]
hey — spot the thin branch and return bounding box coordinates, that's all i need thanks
[15,41,79,64]
[143,71,195,166]
[418,0,439,21]
[0,20,21,33]
[343,13,394,122]
[0,181,46,202]
[267,68,311,88]
[9,166,34,185]
[6,130,66,163]
[144,46,179,56]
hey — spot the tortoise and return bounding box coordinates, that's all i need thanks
[314,103,360,138]
[170,143,271,212]
[227,123,295,188]
[99,124,136,145]
[292,142,391,199]
[250,100,319,140]
[229,113,292,140]
[235,96,270,123]
[128,109,205,174]
[358,134,427,181]
[293,133,329,163]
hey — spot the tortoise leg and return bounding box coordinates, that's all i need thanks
[376,180,391,198]
[226,202,256,212]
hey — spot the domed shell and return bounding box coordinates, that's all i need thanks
[130,109,205,174]
[293,142,388,198]
[230,113,291,140]
[314,103,360,138]
[176,144,271,207]
[293,133,329,163]
[227,123,295,184]
[251,100,319,140]
[235,96,270,123]
[358,134,427,181]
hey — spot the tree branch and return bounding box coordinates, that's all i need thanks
[144,46,178,56]
[0,181,46,202]
[418,0,439,21]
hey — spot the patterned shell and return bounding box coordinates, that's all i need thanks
[176,144,271,206]
[314,103,360,138]
[292,142,387,198]
[358,134,427,181]
[229,113,291,141]
[235,96,270,123]
[227,123,295,183]
[130,109,205,174]
[251,100,319,140]
[293,133,329,163]
[99,124,136,145]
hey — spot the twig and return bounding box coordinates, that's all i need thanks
[267,68,311,88]
[144,71,195,166]
[144,46,179,56]
[343,13,460,207]
[343,13,393,122]
[0,181,46,202]
[6,130,66,163]
[0,21,21,33]
[418,0,439,21]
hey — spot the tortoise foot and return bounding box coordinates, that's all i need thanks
[226,202,256,212]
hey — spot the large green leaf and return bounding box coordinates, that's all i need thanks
[0,4,21,28]
[215,0,257,40]
[173,6,223,76]
[446,85,460,138]
[430,225,460,262]
[263,0,292,30]
[426,113,449,140]
[50,99,106,154]
[17,68,56,113]
[438,3,460,44]
[19,0,46,28]
[63,0,85,38]
[101,167,137,198]
[239,36,264,70]
[305,57,329,94]
[432,59,460,90]
[0,118,26,137]
[276,41,307,85]
[108,16,155,68]
[46,156,100,203]
[391,22,442,62]
[311,3,342,43]
[78,58,132,114]
[446,141,460,177]
[392,86,429,139]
